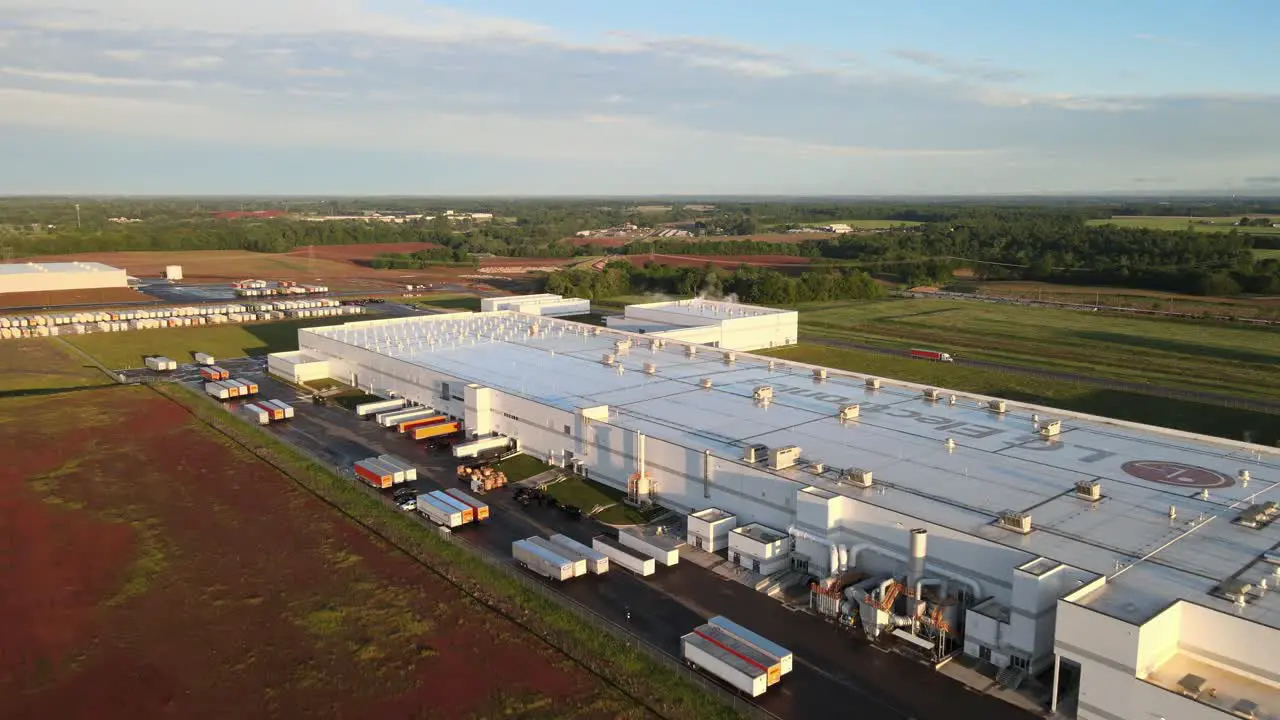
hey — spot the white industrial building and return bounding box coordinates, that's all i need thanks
[0,261,129,294]
[604,298,797,351]
[480,293,590,317]
[275,311,1280,720]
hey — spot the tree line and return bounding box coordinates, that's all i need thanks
[544,260,884,305]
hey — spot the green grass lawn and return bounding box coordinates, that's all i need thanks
[761,344,1280,446]
[542,475,654,525]
[1086,216,1280,234]
[332,392,383,411]
[64,316,370,370]
[1254,248,1280,260]
[795,298,1280,403]
[405,294,481,312]
[491,454,552,483]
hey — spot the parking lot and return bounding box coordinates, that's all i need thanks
[173,366,1037,720]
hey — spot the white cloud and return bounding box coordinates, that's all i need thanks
[102,49,145,62]
[176,55,224,70]
[0,66,195,88]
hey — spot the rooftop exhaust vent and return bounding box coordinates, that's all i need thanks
[813,368,827,380]
[744,444,768,463]
[1074,480,1102,501]
[988,399,1007,414]
[699,377,713,389]
[643,362,657,375]
[1038,419,1062,437]
[865,377,881,389]
[997,510,1033,534]
[768,445,801,471]
[840,468,873,488]
[838,404,860,421]
[1236,502,1279,529]
[723,351,736,365]
[1239,469,1251,487]
[923,388,941,401]
[686,345,697,357]
[810,462,825,475]
[753,385,774,403]
[601,353,616,366]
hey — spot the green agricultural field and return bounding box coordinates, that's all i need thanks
[490,453,553,483]
[64,316,367,370]
[543,475,654,525]
[1087,215,1280,234]
[1254,248,1280,260]
[761,344,1280,446]
[404,294,481,312]
[796,298,1280,404]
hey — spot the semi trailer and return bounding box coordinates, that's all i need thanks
[681,627,771,697]
[512,539,575,581]
[357,397,405,417]
[418,493,468,528]
[909,348,953,362]
[442,488,490,521]
[548,534,609,574]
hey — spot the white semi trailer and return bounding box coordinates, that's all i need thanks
[681,629,770,697]
[512,539,575,581]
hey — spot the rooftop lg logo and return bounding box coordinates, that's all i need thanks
[1121,461,1234,489]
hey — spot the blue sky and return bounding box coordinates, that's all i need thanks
[0,0,1276,195]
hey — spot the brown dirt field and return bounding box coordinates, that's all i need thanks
[0,373,624,719]
[18,249,470,292]
[0,287,157,310]
[0,338,112,392]
[623,253,814,269]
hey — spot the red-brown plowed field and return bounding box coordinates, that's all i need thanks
[16,250,465,291]
[0,350,624,719]
[622,253,814,269]
[0,287,156,309]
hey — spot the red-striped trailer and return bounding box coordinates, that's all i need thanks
[681,624,774,696]
[909,348,954,362]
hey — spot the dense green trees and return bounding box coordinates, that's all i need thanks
[545,260,884,305]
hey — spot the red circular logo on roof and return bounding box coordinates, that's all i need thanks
[1121,461,1234,489]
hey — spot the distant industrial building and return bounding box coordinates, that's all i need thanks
[0,262,128,295]
[604,298,797,351]
[277,308,1280,720]
[479,294,590,317]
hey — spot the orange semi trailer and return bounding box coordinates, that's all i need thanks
[412,421,461,441]
[398,415,446,434]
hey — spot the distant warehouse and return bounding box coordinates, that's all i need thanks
[0,261,129,295]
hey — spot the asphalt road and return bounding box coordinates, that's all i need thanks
[214,373,1039,720]
[805,335,1280,416]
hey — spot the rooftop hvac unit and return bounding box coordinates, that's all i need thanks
[643,362,657,375]
[753,385,774,402]
[988,399,1007,413]
[744,444,768,463]
[810,462,825,475]
[839,404,860,420]
[865,377,881,389]
[591,327,602,335]
[1039,419,1062,438]
[1074,480,1102,501]
[723,351,736,364]
[768,445,801,471]
[923,388,941,401]
[814,368,828,380]
[602,353,616,366]
[700,377,713,389]
[686,345,697,357]
[615,339,631,354]
[1239,469,1251,486]
[997,510,1033,534]
[841,468,873,488]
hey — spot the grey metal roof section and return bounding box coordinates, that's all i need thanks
[306,313,1280,629]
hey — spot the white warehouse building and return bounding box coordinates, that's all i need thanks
[605,297,797,351]
[479,293,590,317]
[0,261,129,294]
[275,312,1279,720]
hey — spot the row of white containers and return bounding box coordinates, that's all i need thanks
[0,298,346,328]
[235,286,329,297]
[0,303,363,340]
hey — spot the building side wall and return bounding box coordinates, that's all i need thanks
[1136,602,1181,678]
[1055,601,1146,720]
[0,267,128,293]
[1176,602,1280,687]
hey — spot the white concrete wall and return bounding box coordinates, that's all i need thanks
[1136,602,1181,678]
[464,384,494,437]
[0,265,128,293]
[1009,564,1073,671]
[727,531,790,574]
[1176,602,1280,688]
[687,513,736,552]
[1055,601,1145,720]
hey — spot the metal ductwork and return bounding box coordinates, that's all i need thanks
[906,528,928,591]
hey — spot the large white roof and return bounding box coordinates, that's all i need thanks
[0,261,124,275]
[308,313,1280,628]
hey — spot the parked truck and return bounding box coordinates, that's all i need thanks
[262,398,294,419]
[193,352,216,366]
[145,356,177,371]
[398,415,446,434]
[240,403,271,425]
[707,617,794,677]
[199,366,230,382]
[512,539,576,581]
[452,435,514,459]
[375,455,417,482]
[204,381,234,400]
[377,407,435,428]
[357,397,406,417]
[427,490,474,524]
[442,488,490,521]
[353,459,396,489]
[692,623,782,686]
[548,534,609,574]
[527,537,587,577]
[681,629,770,697]
[909,348,953,362]
[412,421,461,441]
[418,493,467,528]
